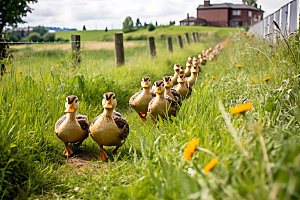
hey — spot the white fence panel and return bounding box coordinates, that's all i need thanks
[289,0,299,33]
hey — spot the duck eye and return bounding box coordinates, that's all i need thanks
[113,96,116,99]
[75,99,78,103]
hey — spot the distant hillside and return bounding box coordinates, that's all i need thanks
[55,26,234,42]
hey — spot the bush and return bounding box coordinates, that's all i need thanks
[44,33,55,42]
[148,24,155,31]
[27,32,43,42]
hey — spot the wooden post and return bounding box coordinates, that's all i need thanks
[177,35,183,49]
[184,33,190,46]
[148,37,156,57]
[71,35,81,63]
[196,33,200,42]
[166,37,173,53]
[191,32,196,43]
[114,33,125,67]
[0,34,7,76]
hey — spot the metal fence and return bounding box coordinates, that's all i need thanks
[249,0,299,39]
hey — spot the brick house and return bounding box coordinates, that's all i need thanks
[181,0,263,27]
[180,14,207,26]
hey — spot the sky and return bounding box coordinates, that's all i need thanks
[20,0,290,30]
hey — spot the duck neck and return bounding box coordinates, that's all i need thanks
[156,93,165,101]
[103,108,114,118]
[142,87,151,95]
[66,112,77,122]
[174,71,179,77]
[191,72,197,78]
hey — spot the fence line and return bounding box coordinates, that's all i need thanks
[249,0,299,39]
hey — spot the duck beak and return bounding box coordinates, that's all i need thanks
[179,78,185,83]
[180,68,184,73]
[64,104,75,113]
[104,99,112,109]
[191,68,198,73]
[165,81,170,88]
[142,81,149,88]
[154,87,161,94]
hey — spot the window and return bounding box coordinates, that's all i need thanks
[231,21,239,26]
[232,10,241,16]
[248,11,252,17]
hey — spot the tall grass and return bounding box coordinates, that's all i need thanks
[1,27,299,199]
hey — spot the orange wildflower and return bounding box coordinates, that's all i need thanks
[283,57,285,60]
[211,76,216,80]
[237,65,242,68]
[5,69,9,73]
[213,62,216,65]
[234,76,237,79]
[70,68,73,71]
[243,32,247,36]
[18,70,22,74]
[54,64,58,68]
[246,41,251,44]
[206,80,210,83]
[230,103,253,115]
[184,138,200,161]
[203,158,218,173]
[263,76,271,82]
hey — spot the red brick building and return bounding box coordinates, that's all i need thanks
[181,0,264,27]
[198,0,263,27]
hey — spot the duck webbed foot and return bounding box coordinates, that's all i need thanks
[138,112,147,122]
[99,146,109,161]
[63,143,74,157]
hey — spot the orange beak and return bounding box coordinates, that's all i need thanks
[179,78,185,83]
[180,68,184,73]
[64,104,74,113]
[142,81,149,88]
[154,87,161,94]
[165,81,170,88]
[104,99,112,109]
[191,68,198,73]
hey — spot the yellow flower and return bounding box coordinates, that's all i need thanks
[203,158,218,173]
[92,62,95,65]
[283,57,285,60]
[18,70,22,74]
[5,69,9,73]
[70,68,73,71]
[54,64,58,68]
[263,76,271,82]
[230,103,253,115]
[251,78,255,83]
[246,41,251,44]
[184,138,200,161]
[240,141,245,146]
[211,76,216,80]
[213,62,216,65]
[275,59,278,63]
[234,76,237,80]
[243,32,247,36]
[237,65,242,68]
[206,80,210,83]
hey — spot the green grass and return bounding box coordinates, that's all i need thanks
[1,27,299,199]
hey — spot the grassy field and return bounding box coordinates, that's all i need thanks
[1,26,299,199]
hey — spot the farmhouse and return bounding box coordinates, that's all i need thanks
[180,0,264,27]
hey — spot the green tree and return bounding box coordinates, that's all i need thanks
[44,33,55,42]
[0,0,38,33]
[31,26,48,36]
[148,23,155,31]
[136,18,142,28]
[123,16,134,33]
[27,32,43,42]
[242,0,257,5]
[83,25,86,31]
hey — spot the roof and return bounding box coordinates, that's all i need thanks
[180,17,206,22]
[197,3,263,12]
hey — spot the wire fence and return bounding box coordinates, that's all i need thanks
[248,0,299,39]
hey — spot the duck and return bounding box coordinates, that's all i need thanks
[55,95,89,157]
[163,76,182,106]
[171,64,180,85]
[90,92,129,161]
[148,80,178,120]
[187,66,199,87]
[185,61,192,77]
[187,56,193,63]
[173,74,192,99]
[129,77,154,122]
[179,66,185,75]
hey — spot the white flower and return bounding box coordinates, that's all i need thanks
[188,168,196,176]
[74,187,79,192]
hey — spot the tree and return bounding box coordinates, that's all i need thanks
[122,16,134,33]
[136,18,142,28]
[105,27,108,32]
[148,23,155,31]
[44,33,55,42]
[31,26,48,36]
[242,0,257,6]
[0,0,38,33]
[83,25,86,31]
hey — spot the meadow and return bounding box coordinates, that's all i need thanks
[0,26,299,199]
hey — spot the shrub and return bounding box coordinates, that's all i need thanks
[148,24,155,31]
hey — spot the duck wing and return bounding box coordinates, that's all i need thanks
[165,95,178,117]
[170,88,182,106]
[113,111,129,140]
[76,114,89,131]
[55,114,67,135]
[129,91,142,107]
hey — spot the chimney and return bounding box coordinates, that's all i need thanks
[204,0,210,6]
[259,5,261,10]
[187,13,189,19]
[254,3,257,8]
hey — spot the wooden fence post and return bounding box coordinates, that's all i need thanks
[196,33,200,42]
[148,37,156,57]
[0,34,7,76]
[184,33,190,46]
[114,33,125,67]
[177,35,183,49]
[191,32,196,43]
[166,37,173,53]
[71,35,81,63]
